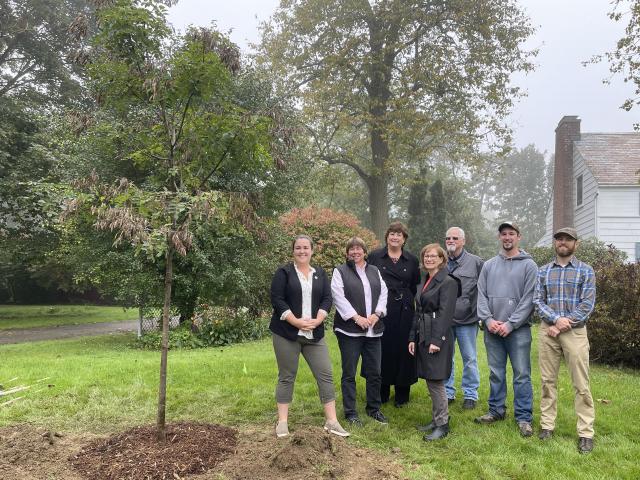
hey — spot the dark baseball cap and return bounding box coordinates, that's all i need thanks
[498,221,520,234]
[553,227,578,240]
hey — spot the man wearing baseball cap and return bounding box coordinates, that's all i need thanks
[533,227,596,453]
[475,221,538,437]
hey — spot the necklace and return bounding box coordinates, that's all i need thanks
[388,250,401,264]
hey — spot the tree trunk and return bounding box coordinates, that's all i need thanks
[368,174,389,241]
[156,243,174,442]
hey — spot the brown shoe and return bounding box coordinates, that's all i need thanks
[518,422,533,437]
[538,429,553,440]
[578,437,594,454]
[474,412,505,424]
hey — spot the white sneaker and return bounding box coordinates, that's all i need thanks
[324,420,350,437]
[276,421,289,438]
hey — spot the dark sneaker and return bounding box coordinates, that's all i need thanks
[462,399,477,410]
[518,422,533,437]
[474,412,505,424]
[578,437,594,454]
[345,415,363,428]
[394,400,408,408]
[367,410,389,425]
[538,429,553,440]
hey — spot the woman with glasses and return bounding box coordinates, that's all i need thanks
[409,243,460,441]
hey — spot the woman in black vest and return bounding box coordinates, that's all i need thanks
[409,243,460,441]
[270,235,349,438]
[368,222,420,407]
[331,236,388,426]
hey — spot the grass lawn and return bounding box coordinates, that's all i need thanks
[0,305,138,330]
[1,326,639,479]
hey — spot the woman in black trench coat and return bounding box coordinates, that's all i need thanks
[409,243,460,441]
[368,222,420,407]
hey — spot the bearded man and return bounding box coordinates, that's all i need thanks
[533,227,596,454]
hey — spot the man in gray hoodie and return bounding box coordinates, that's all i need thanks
[474,222,538,437]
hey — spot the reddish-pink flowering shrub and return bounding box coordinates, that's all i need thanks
[279,206,379,273]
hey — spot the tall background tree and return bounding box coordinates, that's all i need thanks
[260,0,536,239]
[599,0,640,126]
[485,145,552,248]
[0,0,95,302]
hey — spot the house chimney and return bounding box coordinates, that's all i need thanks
[553,116,581,232]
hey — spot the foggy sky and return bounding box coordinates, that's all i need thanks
[168,0,639,156]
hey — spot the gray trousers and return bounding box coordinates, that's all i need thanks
[426,380,449,426]
[272,333,336,404]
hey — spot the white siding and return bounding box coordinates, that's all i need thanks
[536,194,554,247]
[597,186,640,262]
[573,152,597,239]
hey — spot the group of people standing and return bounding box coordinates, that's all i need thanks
[269,221,596,453]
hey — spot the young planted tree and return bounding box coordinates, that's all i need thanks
[65,0,276,440]
[261,0,536,239]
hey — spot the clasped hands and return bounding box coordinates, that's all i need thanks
[353,313,380,330]
[294,316,323,331]
[547,316,575,337]
[487,320,511,337]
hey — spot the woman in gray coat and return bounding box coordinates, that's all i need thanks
[409,243,460,441]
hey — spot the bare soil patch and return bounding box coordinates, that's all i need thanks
[0,424,91,480]
[1,423,406,480]
[211,425,405,480]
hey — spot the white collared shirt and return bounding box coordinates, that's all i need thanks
[280,264,325,339]
[331,263,388,338]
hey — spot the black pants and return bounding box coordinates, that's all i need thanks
[380,384,410,404]
[336,332,382,417]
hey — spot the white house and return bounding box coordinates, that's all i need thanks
[537,116,640,262]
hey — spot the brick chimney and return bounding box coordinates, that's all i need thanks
[553,116,581,232]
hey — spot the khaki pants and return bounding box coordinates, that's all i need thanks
[538,323,595,438]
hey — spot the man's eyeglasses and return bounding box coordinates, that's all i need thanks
[445,236,459,241]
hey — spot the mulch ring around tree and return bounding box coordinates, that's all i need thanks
[69,421,237,480]
[1,422,406,479]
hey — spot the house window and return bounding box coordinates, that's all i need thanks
[576,175,583,206]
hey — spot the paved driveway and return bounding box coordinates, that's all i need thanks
[0,320,140,345]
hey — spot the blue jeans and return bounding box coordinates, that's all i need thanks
[445,323,480,401]
[483,325,533,422]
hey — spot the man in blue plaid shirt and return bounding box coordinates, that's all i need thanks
[533,227,596,454]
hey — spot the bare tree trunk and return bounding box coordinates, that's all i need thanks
[368,174,389,241]
[156,243,174,442]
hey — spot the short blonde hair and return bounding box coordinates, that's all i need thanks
[419,243,448,270]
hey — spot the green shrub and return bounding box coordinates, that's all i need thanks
[135,325,205,350]
[135,306,269,350]
[588,256,640,368]
[193,305,269,347]
[528,237,627,267]
[279,205,379,273]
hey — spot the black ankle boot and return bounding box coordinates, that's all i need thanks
[423,422,449,441]
[416,420,436,433]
